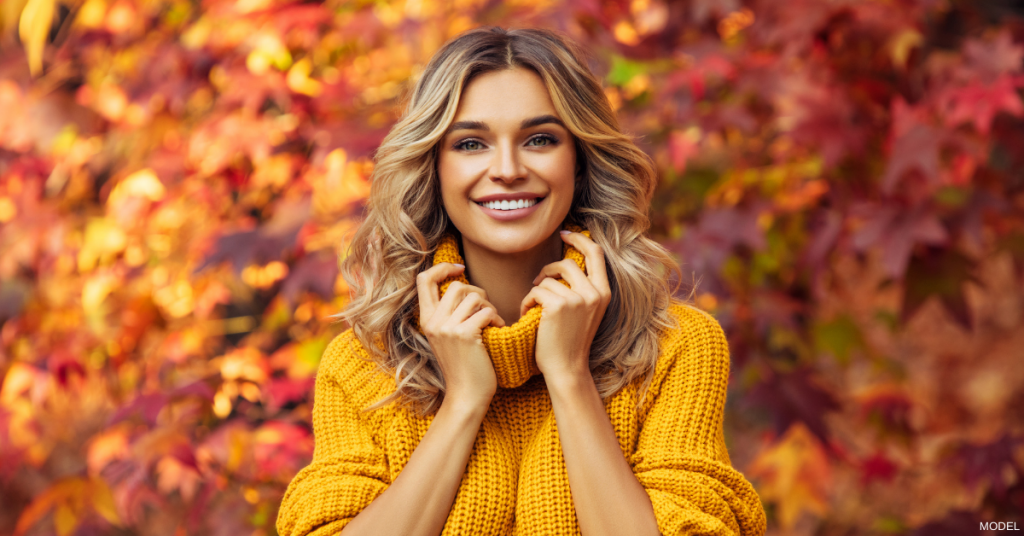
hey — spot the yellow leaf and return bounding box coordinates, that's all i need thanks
[75,0,106,29]
[1,362,37,406]
[93,83,128,121]
[82,272,118,310]
[286,58,323,97]
[87,428,130,476]
[18,0,54,76]
[3,0,30,36]
[155,456,201,500]
[890,29,923,70]
[78,218,126,271]
[0,196,16,222]
[748,423,832,529]
[89,479,121,526]
[613,20,640,46]
[252,154,294,189]
[108,168,165,207]
[53,504,77,536]
[14,478,84,536]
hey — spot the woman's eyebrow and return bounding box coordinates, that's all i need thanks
[520,114,565,129]
[446,115,566,135]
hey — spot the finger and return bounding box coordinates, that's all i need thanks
[467,305,504,332]
[538,276,582,302]
[559,230,610,294]
[449,292,485,324]
[532,259,592,291]
[417,263,465,317]
[520,285,561,318]
[537,266,604,306]
[435,280,473,319]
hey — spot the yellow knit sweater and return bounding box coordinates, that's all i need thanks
[277,231,767,536]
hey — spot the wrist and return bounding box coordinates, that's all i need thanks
[542,367,595,397]
[439,391,492,421]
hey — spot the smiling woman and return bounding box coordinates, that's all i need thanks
[277,27,766,536]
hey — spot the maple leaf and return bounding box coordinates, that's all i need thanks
[670,204,768,275]
[938,74,1024,135]
[881,98,946,193]
[263,376,314,412]
[194,197,311,274]
[949,434,1024,499]
[775,76,865,167]
[961,29,1024,81]
[901,247,977,329]
[859,452,899,486]
[108,381,213,426]
[748,422,833,529]
[279,251,339,302]
[850,202,948,279]
[746,367,841,444]
[857,385,915,439]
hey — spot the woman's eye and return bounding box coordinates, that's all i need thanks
[455,140,484,151]
[527,135,557,147]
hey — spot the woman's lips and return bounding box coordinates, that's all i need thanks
[474,197,545,221]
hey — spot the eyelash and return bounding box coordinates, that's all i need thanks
[452,134,559,151]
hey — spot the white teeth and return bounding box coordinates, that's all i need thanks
[478,198,540,211]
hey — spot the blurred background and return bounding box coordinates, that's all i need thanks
[1,0,1023,534]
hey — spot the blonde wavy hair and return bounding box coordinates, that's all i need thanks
[338,26,683,415]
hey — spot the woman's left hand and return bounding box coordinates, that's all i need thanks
[520,230,611,382]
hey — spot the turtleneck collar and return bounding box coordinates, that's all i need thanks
[422,224,589,389]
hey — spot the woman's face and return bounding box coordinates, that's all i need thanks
[437,67,576,256]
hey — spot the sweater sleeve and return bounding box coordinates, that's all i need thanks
[276,332,391,536]
[631,304,766,536]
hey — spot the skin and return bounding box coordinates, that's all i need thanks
[342,68,660,536]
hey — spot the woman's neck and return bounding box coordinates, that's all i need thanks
[460,231,564,324]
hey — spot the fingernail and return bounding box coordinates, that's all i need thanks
[560,230,570,235]
[454,263,464,268]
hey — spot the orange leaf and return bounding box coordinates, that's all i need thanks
[17,0,54,76]
[748,423,833,529]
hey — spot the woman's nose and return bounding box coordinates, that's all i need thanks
[489,142,526,183]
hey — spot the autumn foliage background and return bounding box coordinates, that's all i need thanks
[1,0,1023,534]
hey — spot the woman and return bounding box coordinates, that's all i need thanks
[277,27,766,536]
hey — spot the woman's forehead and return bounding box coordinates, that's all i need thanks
[452,68,560,127]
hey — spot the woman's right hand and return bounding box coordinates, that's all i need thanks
[417,262,504,410]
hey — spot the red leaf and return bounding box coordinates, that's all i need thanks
[950,434,1024,498]
[280,252,339,302]
[195,198,310,274]
[860,452,899,485]
[747,367,841,444]
[851,203,948,278]
[882,99,945,193]
[902,247,976,329]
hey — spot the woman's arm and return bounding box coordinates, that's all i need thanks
[343,262,502,536]
[341,397,488,536]
[546,373,661,536]
[522,230,659,535]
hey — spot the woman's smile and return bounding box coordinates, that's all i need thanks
[473,195,546,221]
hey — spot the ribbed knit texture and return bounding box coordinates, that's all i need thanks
[277,230,767,536]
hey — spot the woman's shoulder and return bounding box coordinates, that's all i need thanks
[316,329,396,405]
[653,298,730,377]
